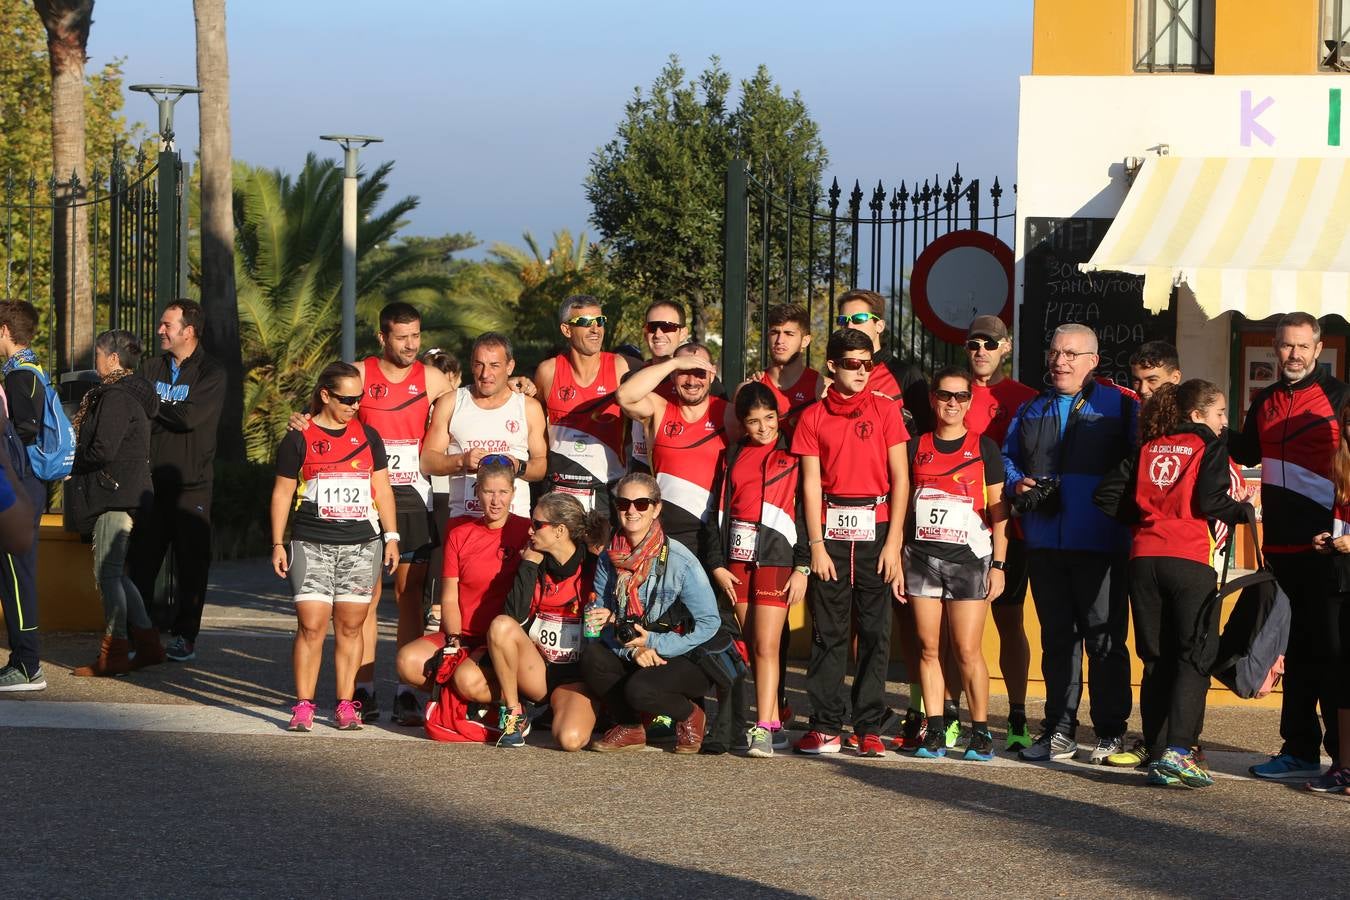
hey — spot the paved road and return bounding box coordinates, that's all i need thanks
[3,559,1348,898]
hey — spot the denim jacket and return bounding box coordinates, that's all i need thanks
[593,537,721,659]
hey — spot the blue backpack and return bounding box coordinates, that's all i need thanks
[17,362,76,481]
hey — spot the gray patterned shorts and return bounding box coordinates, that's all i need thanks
[288,539,381,605]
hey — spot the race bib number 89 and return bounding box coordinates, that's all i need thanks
[528,612,582,664]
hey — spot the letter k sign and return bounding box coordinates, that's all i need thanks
[1241,90,1275,147]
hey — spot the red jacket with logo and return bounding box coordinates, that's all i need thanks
[1131,425,1248,565]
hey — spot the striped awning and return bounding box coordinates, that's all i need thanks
[1080,156,1350,318]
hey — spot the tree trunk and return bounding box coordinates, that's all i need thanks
[34,0,93,372]
[194,0,244,462]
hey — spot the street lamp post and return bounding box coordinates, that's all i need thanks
[130,84,201,315]
[319,134,384,363]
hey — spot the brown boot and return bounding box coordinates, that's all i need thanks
[129,627,165,670]
[588,723,647,752]
[73,637,132,677]
[674,703,707,754]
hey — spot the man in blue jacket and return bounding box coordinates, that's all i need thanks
[1003,323,1138,764]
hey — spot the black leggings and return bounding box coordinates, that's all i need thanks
[1128,556,1216,757]
[580,642,710,724]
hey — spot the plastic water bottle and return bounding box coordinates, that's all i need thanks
[582,591,603,639]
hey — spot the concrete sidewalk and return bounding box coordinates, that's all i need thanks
[2,558,1347,898]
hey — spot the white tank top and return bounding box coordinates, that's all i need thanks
[446,387,531,518]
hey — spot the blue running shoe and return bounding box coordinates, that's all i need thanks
[1156,749,1214,788]
[914,726,946,759]
[1146,762,1180,786]
[963,729,995,761]
[1249,753,1321,780]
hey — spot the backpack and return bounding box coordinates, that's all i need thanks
[17,362,75,481]
[1205,508,1291,699]
[422,645,499,743]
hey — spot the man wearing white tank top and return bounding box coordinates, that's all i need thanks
[421,333,547,518]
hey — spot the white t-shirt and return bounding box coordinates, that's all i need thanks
[446,387,531,518]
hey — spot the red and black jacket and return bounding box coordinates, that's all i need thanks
[1230,368,1349,553]
[701,433,809,571]
[504,549,598,626]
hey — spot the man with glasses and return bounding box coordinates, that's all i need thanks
[628,300,689,473]
[1002,323,1136,765]
[964,314,1037,750]
[533,295,631,517]
[617,341,727,555]
[420,332,547,521]
[791,328,909,757]
[835,288,933,434]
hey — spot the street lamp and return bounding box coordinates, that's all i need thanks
[129,84,201,150]
[319,134,384,363]
[130,84,201,311]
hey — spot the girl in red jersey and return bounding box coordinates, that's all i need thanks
[485,492,609,750]
[271,363,399,732]
[904,367,1008,761]
[395,458,531,712]
[704,382,809,757]
[1097,379,1250,787]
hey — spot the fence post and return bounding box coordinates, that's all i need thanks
[722,159,748,388]
[155,147,179,314]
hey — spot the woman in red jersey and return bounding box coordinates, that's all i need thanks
[395,457,531,707]
[271,362,399,732]
[1097,379,1250,788]
[484,492,609,750]
[704,381,808,757]
[905,367,1008,762]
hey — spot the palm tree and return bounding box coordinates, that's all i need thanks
[233,154,455,462]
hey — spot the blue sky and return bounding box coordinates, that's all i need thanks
[86,1,1031,257]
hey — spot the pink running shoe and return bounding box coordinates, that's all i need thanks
[334,698,363,730]
[287,700,316,732]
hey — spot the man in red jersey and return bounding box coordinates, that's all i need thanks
[628,300,689,473]
[836,288,932,434]
[792,328,909,758]
[754,303,821,434]
[533,296,632,517]
[618,342,728,555]
[356,303,457,725]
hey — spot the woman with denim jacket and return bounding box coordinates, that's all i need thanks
[580,473,721,754]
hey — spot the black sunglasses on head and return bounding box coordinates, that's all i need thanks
[480,453,516,469]
[615,496,656,512]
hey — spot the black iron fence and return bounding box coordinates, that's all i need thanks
[722,159,1014,386]
[1,147,185,382]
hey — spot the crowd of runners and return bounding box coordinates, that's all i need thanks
[6,290,1347,797]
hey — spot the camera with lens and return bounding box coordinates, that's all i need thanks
[1011,476,1060,517]
[615,620,641,644]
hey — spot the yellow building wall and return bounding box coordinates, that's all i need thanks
[1032,0,1134,74]
[1215,0,1321,74]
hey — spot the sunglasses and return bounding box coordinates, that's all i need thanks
[615,496,656,512]
[480,453,516,469]
[329,392,362,406]
[679,368,709,380]
[836,312,882,326]
[966,339,1001,352]
[531,519,556,531]
[566,315,607,328]
[645,320,681,334]
[933,389,973,403]
[831,358,876,372]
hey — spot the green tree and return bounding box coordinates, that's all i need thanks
[586,55,830,353]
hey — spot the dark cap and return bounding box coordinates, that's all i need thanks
[967,314,1009,342]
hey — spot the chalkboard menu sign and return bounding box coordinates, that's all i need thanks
[1019,217,1176,390]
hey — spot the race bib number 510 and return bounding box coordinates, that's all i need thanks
[824,506,876,542]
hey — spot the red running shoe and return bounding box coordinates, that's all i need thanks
[793,730,842,754]
[856,734,887,757]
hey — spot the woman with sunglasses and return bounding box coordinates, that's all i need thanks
[905,366,1008,761]
[580,473,722,753]
[484,492,609,749]
[395,457,531,712]
[703,381,809,757]
[271,362,400,731]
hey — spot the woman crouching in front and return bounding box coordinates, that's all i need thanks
[581,473,722,753]
[270,362,399,731]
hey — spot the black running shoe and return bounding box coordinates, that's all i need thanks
[393,691,423,727]
[354,686,380,723]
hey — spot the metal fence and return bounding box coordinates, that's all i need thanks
[1,146,186,381]
[721,159,1014,386]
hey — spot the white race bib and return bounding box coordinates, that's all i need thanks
[385,439,422,487]
[914,488,973,545]
[825,505,876,542]
[554,484,595,512]
[528,612,582,664]
[312,471,372,521]
[729,519,759,562]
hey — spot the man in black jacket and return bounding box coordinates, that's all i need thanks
[128,299,225,662]
[0,300,49,691]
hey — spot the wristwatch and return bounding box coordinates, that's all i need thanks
[515,458,527,478]
[990,560,1007,571]
[794,565,811,576]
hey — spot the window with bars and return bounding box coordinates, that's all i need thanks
[1134,0,1215,72]
[1324,0,1350,70]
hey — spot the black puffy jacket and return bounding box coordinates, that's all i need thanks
[67,373,160,533]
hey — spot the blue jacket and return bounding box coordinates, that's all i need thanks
[593,536,721,659]
[1002,378,1138,554]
